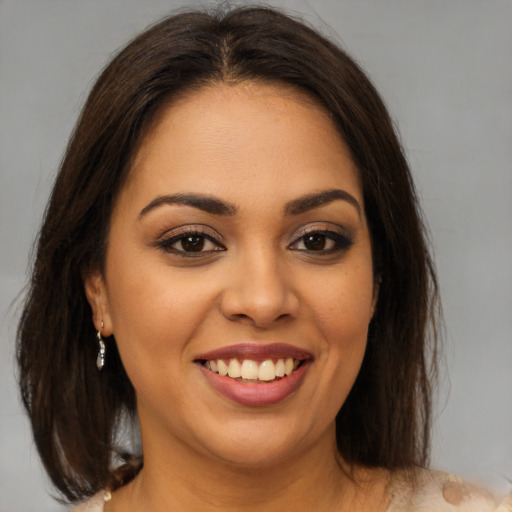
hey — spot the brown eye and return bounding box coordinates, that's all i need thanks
[180,235,205,252]
[155,228,225,257]
[303,234,327,251]
[289,228,353,254]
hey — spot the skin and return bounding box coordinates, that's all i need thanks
[85,82,389,511]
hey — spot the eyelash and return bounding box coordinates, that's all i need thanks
[288,228,354,254]
[155,227,226,257]
[155,226,354,258]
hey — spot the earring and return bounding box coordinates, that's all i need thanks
[96,321,106,371]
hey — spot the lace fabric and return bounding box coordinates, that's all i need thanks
[70,469,512,511]
[387,468,512,512]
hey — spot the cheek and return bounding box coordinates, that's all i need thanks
[305,261,374,391]
[103,246,216,371]
[103,261,218,417]
[310,261,375,338]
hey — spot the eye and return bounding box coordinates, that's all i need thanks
[289,228,353,254]
[155,227,225,257]
[298,233,334,251]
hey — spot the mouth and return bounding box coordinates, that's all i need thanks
[202,357,302,383]
[194,343,313,406]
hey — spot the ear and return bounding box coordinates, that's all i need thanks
[83,271,113,336]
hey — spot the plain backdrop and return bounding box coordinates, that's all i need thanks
[1,1,511,510]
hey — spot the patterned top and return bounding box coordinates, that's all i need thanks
[387,469,512,511]
[70,468,512,511]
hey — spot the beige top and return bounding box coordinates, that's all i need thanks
[386,469,512,511]
[70,468,512,511]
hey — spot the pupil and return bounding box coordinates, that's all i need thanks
[304,234,325,250]
[182,236,204,252]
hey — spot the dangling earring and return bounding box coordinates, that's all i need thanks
[96,321,106,371]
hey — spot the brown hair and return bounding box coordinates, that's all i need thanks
[17,5,440,502]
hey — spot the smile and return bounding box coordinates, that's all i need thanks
[203,357,301,383]
[195,343,313,406]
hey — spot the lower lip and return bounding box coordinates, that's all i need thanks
[197,360,311,407]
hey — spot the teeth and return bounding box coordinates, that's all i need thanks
[227,359,241,378]
[241,359,259,379]
[205,357,301,382]
[275,359,285,377]
[284,357,294,376]
[258,360,275,381]
[217,359,228,376]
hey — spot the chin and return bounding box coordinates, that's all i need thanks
[192,415,330,470]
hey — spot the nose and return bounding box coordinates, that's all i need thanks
[220,249,300,328]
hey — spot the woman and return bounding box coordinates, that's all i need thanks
[16,6,511,511]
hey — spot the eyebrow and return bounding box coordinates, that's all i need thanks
[138,193,237,219]
[138,188,361,219]
[284,189,361,217]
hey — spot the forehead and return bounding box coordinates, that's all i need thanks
[122,82,362,211]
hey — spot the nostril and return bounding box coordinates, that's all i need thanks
[219,281,299,328]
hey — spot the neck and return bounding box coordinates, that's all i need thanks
[110,424,389,512]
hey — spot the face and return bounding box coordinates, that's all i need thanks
[86,83,377,469]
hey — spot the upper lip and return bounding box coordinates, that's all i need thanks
[194,343,313,362]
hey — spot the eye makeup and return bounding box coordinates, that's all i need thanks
[153,225,225,257]
[288,223,355,256]
[151,219,355,262]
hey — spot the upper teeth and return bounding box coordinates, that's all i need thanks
[205,358,299,381]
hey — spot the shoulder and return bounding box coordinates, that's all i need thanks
[387,467,512,512]
[69,491,111,512]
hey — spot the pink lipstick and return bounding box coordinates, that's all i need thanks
[195,343,312,362]
[195,343,313,406]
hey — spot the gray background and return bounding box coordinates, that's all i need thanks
[1,0,511,510]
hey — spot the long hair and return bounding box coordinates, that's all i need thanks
[17,5,440,502]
